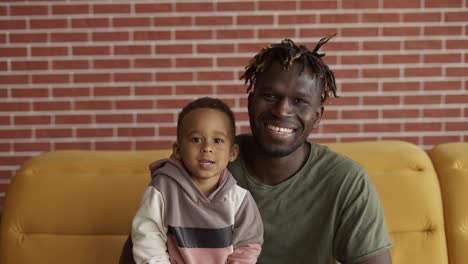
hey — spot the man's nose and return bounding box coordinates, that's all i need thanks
[273,98,294,117]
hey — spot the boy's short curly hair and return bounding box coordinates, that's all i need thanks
[177,97,236,143]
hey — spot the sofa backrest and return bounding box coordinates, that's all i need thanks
[0,141,450,264]
[0,150,171,264]
[328,141,448,264]
[429,143,468,264]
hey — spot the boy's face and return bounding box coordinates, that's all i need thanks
[173,108,239,183]
[248,62,323,157]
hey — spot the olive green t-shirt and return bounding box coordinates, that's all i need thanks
[228,135,392,264]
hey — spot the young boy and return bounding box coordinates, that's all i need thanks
[131,97,263,264]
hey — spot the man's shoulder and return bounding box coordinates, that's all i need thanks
[307,141,368,184]
[310,141,364,169]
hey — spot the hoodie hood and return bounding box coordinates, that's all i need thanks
[148,158,237,203]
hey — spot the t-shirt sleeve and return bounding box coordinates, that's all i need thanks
[333,167,393,264]
[228,189,263,264]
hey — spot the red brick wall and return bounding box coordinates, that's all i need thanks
[1,0,467,207]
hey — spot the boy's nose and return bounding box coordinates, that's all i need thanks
[201,144,213,153]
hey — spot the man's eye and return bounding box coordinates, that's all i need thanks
[295,98,307,104]
[214,138,224,143]
[263,94,277,101]
[191,137,202,143]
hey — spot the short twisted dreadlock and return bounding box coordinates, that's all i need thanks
[240,34,338,103]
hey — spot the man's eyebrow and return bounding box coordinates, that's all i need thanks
[258,85,278,92]
[294,91,314,98]
[255,82,272,88]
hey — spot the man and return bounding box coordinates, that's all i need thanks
[228,35,393,264]
[120,35,393,264]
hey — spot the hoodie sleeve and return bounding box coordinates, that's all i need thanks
[228,190,263,264]
[131,186,171,264]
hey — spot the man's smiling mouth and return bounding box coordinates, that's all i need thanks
[266,124,295,135]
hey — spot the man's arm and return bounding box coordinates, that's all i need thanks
[356,250,392,264]
[333,167,393,264]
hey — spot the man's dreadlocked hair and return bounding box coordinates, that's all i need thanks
[240,34,338,103]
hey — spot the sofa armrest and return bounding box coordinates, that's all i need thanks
[429,143,468,264]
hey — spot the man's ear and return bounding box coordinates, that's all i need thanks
[312,106,324,128]
[229,144,240,162]
[172,142,181,160]
[247,92,254,113]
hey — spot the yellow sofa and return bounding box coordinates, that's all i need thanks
[0,141,466,264]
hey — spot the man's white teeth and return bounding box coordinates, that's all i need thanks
[267,125,293,134]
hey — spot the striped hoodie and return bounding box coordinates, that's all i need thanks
[131,158,263,264]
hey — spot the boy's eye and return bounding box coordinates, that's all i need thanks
[191,137,202,143]
[214,138,224,143]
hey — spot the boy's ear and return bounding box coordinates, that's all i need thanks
[172,142,181,160]
[229,144,240,162]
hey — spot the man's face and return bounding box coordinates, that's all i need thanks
[248,62,323,157]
